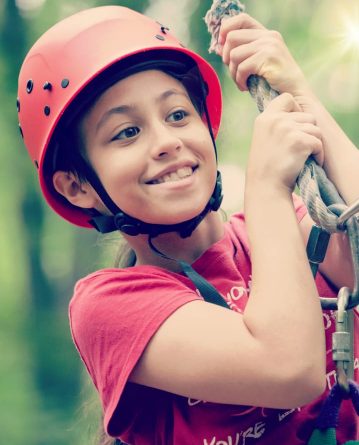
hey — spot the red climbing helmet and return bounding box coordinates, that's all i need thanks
[17,5,222,228]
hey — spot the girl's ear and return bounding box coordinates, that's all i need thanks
[52,171,98,209]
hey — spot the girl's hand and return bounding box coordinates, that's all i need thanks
[246,93,324,194]
[218,14,311,96]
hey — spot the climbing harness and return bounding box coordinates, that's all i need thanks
[205,1,359,443]
[307,381,359,445]
[148,233,230,309]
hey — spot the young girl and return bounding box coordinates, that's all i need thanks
[18,5,359,445]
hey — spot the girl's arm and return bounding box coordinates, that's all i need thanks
[218,13,358,290]
[130,93,326,408]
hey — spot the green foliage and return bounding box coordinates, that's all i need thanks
[1,0,358,444]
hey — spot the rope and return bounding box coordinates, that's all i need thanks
[204,0,359,308]
[204,0,341,223]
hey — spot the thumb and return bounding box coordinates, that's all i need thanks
[265,92,302,113]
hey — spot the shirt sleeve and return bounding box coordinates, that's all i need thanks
[68,267,201,436]
[291,192,308,223]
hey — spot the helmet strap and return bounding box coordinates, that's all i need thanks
[148,235,230,309]
[88,169,223,237]
[200,81,218,162]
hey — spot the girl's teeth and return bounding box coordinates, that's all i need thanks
[162,174,172,182]
[154,167,193,184]
[177,167,192,178]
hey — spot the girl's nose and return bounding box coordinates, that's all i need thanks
[149,124,182,159]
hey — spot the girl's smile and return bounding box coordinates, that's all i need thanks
[79,69,217,225]
[145,164,197,185]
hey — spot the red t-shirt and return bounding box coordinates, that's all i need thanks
[69,198,359,444]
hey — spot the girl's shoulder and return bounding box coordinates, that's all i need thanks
[72,264,191,302]
[75,264,175,287]
[70,264,201,323]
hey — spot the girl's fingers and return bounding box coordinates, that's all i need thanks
[263,98,323,160]
[290,113,317,125]
[264,92,302,113]
[221,29,281,62]
[219,13,266,44]
[300,133,324,167]
[297,122,321,138]
[222,38,260,66]
[229,53,266,91]
[297,123,323,160]
[300,124,324,167]
[221,29,268,58]
[219,20,308,98]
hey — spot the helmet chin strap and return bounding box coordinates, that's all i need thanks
[83,156,223,237]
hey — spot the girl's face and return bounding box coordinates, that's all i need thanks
[80,69,217,225]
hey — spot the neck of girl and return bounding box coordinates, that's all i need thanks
[126,210,225,272]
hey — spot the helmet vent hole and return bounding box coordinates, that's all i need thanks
[43,81,52,91]
[16,98,20,112]
[34,160,39,169]
[61,78,70,88]
[26,80,33,93]
[156,21,169,34]
[44,106,51,116]
[18,124,23,138]
[155,34,165,41]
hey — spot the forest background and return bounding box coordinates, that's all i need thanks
[1,0,359,444]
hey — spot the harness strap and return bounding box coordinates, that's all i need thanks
[148,236,230,309]
[179,260,230,309]
[307,380,359,445]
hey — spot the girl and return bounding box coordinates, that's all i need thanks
[17,5,359,444]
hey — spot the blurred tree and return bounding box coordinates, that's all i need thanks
[1,1,84,444]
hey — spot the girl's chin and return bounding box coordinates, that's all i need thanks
[120,195,212,226]
[137,207,207,226]
[143,213,201,226]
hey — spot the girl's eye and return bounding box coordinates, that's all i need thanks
[113,126,140,141]
[168,110,188,122]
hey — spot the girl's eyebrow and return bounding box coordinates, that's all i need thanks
[156,88,189,103]
[96,104,134,132]
[96,89,189,132]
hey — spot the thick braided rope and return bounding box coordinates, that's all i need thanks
[204,0,344,233]
[298,160,343,233]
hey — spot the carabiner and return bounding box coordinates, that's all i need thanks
[332,287,354,395]
[337,198,359,231]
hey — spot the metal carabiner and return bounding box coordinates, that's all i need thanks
[345,213,359,309]
[337,198,359,231]
[326,201,359,310]
[332,287,354,395]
